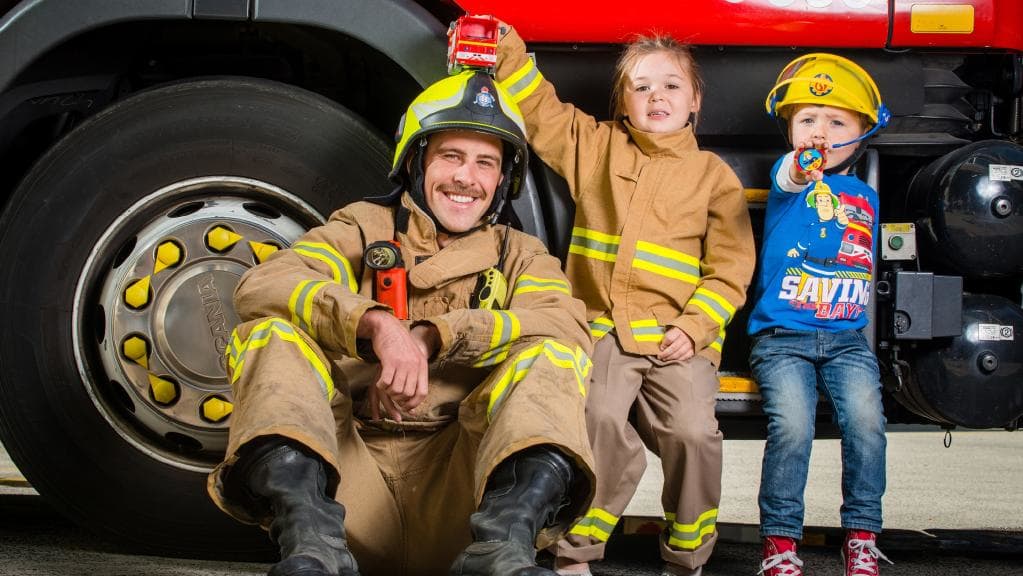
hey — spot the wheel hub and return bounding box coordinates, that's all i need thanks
[77,177,321,470]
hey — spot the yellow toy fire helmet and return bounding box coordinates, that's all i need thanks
[765,53,890,146]
[389,70,528,225]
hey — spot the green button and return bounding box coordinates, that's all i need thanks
[888,235,904,250]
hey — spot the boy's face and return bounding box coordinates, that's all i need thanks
[623,51,699,134]
[788,104,867,173]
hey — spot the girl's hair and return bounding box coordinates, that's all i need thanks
[610,35,704,126]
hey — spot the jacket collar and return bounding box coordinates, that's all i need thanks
[400,192,501,289]
[624,120,697,158]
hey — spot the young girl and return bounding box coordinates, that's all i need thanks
[496,25,756,576]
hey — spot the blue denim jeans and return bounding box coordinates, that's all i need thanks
[749,328,887,539]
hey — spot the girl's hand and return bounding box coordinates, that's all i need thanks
[658,326,695,362]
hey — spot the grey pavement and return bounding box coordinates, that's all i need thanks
[1,428,1022,575]
[627,428,1023,533]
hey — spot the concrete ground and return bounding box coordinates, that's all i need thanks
[1,428,1021,575]
[4,427,1021,532]
[628,427,1023,533]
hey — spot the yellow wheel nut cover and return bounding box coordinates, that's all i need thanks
[202,397,234,422]
[122,336,149,369]
[207,226,242,252]
[124,276,151,309]
[249,241,279,263]
[148,374,178,405]
[154,241,182,274]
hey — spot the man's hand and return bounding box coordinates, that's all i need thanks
[410,323,440,361]
[658,326,695,362]
[357,310,430,421]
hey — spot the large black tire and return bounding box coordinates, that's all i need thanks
[0,77,392,557]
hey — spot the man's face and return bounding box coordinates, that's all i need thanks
[422,130,504,236]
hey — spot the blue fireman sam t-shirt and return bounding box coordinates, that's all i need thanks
[747,156,879,335]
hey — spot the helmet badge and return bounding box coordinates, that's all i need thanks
[474,86,495,108]
[809,73,834,97]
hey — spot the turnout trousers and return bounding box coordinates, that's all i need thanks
[208,317,595,576]
[555,333,722,570]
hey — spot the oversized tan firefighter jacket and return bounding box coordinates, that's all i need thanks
[232,193,592,398]
[211,192,596,574]
[496,28,756,364]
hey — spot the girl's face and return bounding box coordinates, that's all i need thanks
[623,51,699,134]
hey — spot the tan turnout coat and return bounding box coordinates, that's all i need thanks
[209,193,595,576]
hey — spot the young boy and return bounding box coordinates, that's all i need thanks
[748,53,893,576]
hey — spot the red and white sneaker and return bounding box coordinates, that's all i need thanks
[759,536,804,576]
[843,530,893,576]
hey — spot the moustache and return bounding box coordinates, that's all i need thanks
[438,183,483,198]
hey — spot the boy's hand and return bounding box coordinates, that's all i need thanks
[791,138,829,184]
[658,326,695,362]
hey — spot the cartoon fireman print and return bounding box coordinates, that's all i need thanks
[781,181,875,320]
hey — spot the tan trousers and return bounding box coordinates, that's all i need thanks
[208,317,595,576]
[555,333,722,569]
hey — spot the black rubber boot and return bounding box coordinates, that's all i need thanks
[236,441,360,576]
[449,446,575,576]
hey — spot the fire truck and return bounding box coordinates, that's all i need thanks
[0,0,1019,557]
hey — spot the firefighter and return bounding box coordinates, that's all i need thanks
[207,70,595,576]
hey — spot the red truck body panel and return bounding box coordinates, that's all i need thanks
[890,0,1022,50]
[454,0,1021,51]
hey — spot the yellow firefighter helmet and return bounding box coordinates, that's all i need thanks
[765,53,888,128]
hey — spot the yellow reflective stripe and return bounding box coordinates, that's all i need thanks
[225,329,244,373]
[395,77,466,164]
[475,341,513,367]
[666,508,718,550]
[292,242,357,292]
[630,318,664,343]
[709,328,725,353]
[486,344,542,420]
[475,310,522,367]
[589,317,614,339]
[500,57,543,103]
[568,507,620,542]
[486,340,590,420]
[569,226,620,263]
[288,280,328,339]
[228,319,334,400]
[541,340,591,397]
[512,274,570,297]
[693,287,736,320]
[689,288,736,331]
[633,240,700,284]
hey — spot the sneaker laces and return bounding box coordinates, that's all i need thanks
[847,537,894,575]
[759,550,804,576]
